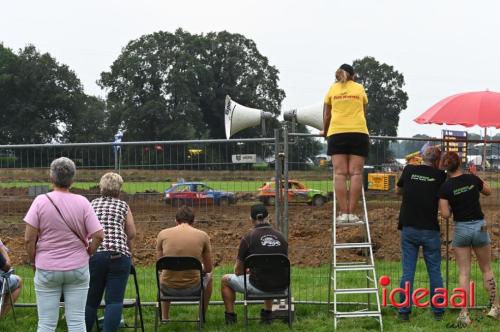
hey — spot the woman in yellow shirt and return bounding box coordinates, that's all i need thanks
[323,64,368,223]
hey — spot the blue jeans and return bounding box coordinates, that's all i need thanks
[85,251,131,332]
[34,266,90,332]
[399,226,444,314]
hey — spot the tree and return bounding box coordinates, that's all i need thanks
[353,56,409,164]
[0,44,108,144]
[99,29,285,141]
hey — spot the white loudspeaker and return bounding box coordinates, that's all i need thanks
[224,95,273,139]
[283,103,324,130]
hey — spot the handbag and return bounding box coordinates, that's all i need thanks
[45,193,88,249]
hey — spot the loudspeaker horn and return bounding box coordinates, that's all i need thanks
[224,95,273,139]
[283,103,323,130]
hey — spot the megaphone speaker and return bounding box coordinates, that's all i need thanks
[224,95,273,139]
[283,103,324,130]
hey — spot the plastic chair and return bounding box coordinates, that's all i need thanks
[154,256,204,332]
[96,265,145,332]
[0,269,16,322]
[243,254,292,330]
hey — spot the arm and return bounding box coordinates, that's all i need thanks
[323,103,332,137]
[87,230,104,256]
[25,224,38,266]
[156,234,164,259]
[125,208,136,251]
[396,186,403,196]
[234,259,244,276]
[481,181,492,196]
[439,199,452,219]
[201,237,213,273]
[0,244,10,272]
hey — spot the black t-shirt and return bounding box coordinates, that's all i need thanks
[438,174,484,222]
[237,224,288,292]
[397,165,446,230]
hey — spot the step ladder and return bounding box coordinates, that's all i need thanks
[328,185,383,331]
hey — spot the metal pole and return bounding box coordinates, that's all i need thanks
[445,217,449,294]
[283,126,289,238]
[274,129,281,230]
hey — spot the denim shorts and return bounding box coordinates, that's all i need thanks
[0,274,21,293]
[226,274,267,294]
[453,219,491,248]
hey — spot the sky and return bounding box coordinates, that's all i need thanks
[1,0,499,138]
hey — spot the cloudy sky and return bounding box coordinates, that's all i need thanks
[1,0,499,137]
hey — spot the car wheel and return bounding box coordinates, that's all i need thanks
[172,199,181,207]
[267,196,276,206]
[219,198,229,206]
[312,195,326,207]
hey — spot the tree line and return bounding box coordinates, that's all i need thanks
[0,28,408,165]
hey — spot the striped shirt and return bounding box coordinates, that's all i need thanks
[91,196,131,257]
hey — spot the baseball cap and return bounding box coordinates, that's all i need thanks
[251,204,269,220]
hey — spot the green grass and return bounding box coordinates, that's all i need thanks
[0,180,335,194]
[2,262,499,331]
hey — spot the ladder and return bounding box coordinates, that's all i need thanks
[328,185,383,331]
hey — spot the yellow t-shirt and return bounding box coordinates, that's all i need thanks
[324,81,368,136]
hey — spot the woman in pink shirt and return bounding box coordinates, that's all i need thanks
[24,157,104,332]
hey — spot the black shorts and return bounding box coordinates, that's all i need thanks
[327,133,369,157]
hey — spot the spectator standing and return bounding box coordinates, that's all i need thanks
[439,152,499,326]
[24,157,104,332]
[85,172,136,332]
[396,146,446,321]
[323,63,369,223]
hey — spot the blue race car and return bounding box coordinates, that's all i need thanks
[164,182,237,206]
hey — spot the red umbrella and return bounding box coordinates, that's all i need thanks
[414,90,500,128]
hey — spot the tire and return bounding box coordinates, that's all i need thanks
[219,198,229,206]
[312,195,326,207]
[172,199,182,207]
[267,196,276,206]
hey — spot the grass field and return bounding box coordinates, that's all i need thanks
[1,262,498,331]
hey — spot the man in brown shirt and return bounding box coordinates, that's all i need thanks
[156,206,213,320]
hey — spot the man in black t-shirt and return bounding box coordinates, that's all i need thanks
[221,204,288,325]
[396,146,446,321]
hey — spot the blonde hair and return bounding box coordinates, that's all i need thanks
[335,68,353,83]
[99,172,124,197]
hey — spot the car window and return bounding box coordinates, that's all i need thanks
[173,184,190,192]
[195,184,206,192]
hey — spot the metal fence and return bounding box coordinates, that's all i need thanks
[0,133,498,307]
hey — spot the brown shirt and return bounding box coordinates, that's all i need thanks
[156,223,211,288]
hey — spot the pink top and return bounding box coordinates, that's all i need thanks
[24,191,103,271]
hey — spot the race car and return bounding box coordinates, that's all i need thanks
[256,180,328,206]
[164,182,237,206]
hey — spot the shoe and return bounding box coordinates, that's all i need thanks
[336,214,350,223]
[225,312,237,325]
[434,311,445,321]
[456,310,472,327]
[260,309,273,325]
[398,312,410,321]
[348,214,362,223]
[487,304,500,319]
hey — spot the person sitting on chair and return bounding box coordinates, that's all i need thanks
[221,204,288,325]
[0,239,23,318]
[156,206,213,321]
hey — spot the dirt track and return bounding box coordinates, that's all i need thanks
[1,188,498,267]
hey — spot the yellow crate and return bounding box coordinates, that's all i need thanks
[367,173,397,191]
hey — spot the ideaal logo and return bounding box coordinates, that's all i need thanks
[379,276,475,308]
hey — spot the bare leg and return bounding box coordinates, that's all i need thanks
[161,301,171,320]
[454,247,472,313]
[347,155,365,214]
[221,275,236,313]
[203,274,213,316]
[332,155,349,214]
[0,279,22,318]
[473,245,499,307]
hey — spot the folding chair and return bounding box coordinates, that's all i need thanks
[154,256,204,332]
[243,254,291,330]
[0,269,16,322]
[96,265,145,332]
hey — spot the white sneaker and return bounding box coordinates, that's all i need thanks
[348,214,362,223]
[336,214,350,223]
[487,304,500,319]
